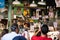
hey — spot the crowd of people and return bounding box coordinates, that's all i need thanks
[0,14,59,40]
[0,6,59,40]
[0,23,53,40]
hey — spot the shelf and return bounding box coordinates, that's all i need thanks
[13,6,46,9]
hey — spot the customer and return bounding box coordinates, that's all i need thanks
[39,24,52,40]
[17,20,24,34]
[31,27,41,40]
[22,26,30,40]
[1,29,9,37]
[1,24,19,40]
[0,29,9,40]
[13,35,27,40]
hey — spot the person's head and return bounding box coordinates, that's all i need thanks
[17,17,22,21]
[34,27,41,36]
[30,22,34,25]
[17,7,21,11]
[17,20,23,26]
[1,29,9,37]
[11,24,19,34]
[33,12,36,16]
[35,29,41,36]
[34,27,39,30]
[49,8,53,12]
[41,24,49,35]
[25,19,29,22]
[12,19,17,24]
[24,23,28,27]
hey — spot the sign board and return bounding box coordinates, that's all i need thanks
[0,0,5,8]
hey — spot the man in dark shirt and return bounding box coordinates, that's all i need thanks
[13,36,27,40]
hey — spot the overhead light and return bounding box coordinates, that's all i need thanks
[30,1,37,7]
[38,0,46,5]
[12,0,20,5]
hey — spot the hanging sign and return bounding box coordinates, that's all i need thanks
[0,0,5,8]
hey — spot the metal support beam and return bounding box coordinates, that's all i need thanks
[8,0,12,29]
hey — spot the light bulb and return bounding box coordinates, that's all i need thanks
[41,0,43,2]
[30,1,37,7]
[38,0,46,5]
[12,0,20,5]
